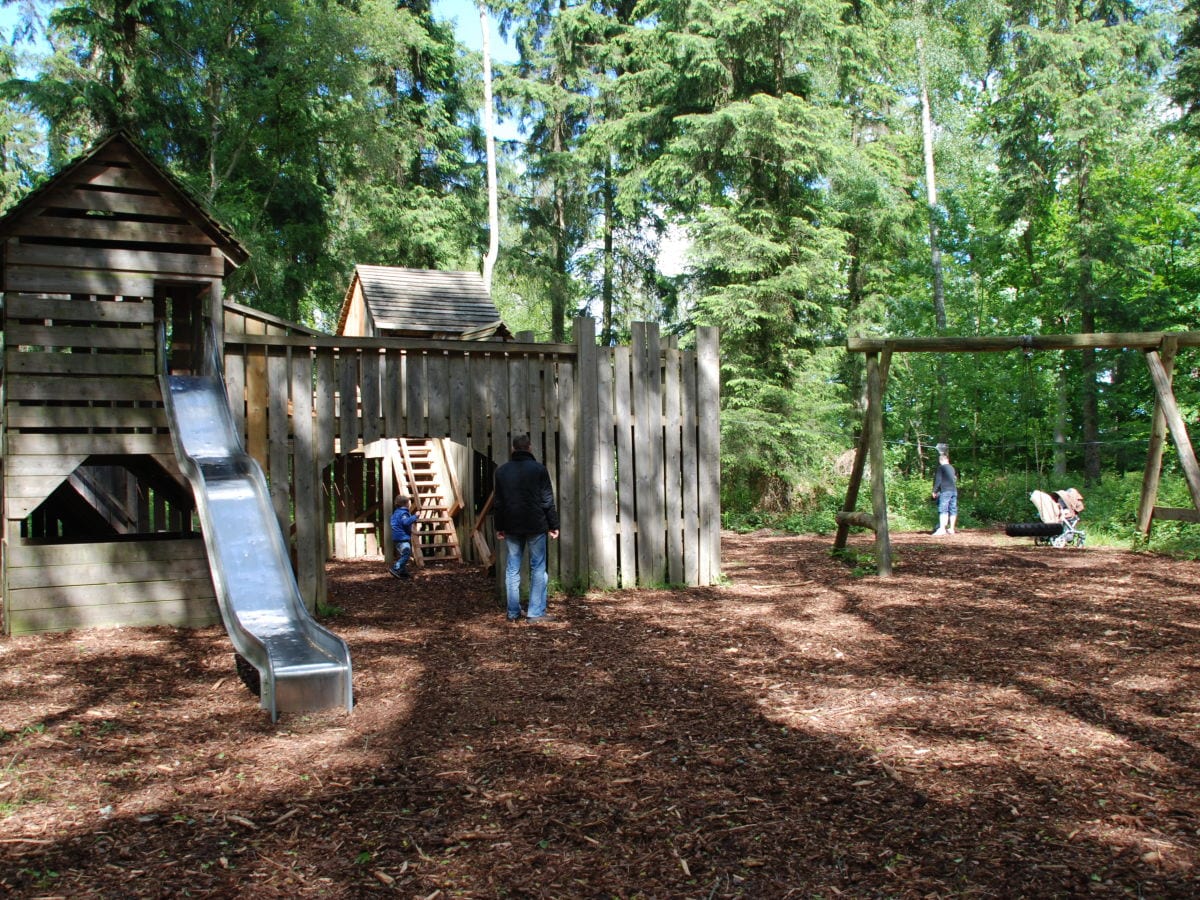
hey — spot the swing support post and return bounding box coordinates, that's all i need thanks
[1137,337,1177,535]
[834,351,892,576]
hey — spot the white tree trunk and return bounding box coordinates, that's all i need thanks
[479,3,500,293]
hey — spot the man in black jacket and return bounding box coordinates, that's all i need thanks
[494,434,560,622]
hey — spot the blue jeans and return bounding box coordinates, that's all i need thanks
[391,541,412,575]
[505,533,548,619]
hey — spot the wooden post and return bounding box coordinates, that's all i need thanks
[1145,348,1200,513]
[1137,338,1177,535]
[834,351,890,551]
[866,352,892,576]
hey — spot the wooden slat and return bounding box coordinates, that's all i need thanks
[339,349,360,451]
[470,352,491,457]
[542,361,560,582]
[696,326,720,585]
[7,556,212,591]
[6,294,155,323]
[292,348,318,609]
[6,323,155,351]
[3,454,87,476]
[4,350,155,377]
[315,349,336,469]
[508,353,529,439]
[405,350,425,439]
[632,323,665,586]
[244,318,269,468]
[614,346,636,587]
[5,405,167,430]
[268,349,291,532]
[223,345,247,443]
[74,161,161,192]
[41,185,183,218]
[6,432,173,455]
[360,349,382,445]
[7,243,223,277]
[449,354,469,448]
[13,215,211,246]
[556,353,578,590]
[681,350,700,585]
[6,374,161,403]
[489,354,510,462]
[4,265,156,298]
[664,347,684,586]
[592,346,617,588]
[426,352,450,438]
[7,594,219,634]
[5,538,209,567]
[575,318,598,584]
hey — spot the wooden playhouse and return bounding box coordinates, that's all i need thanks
[1,134,723,636]
[0,132,245,633]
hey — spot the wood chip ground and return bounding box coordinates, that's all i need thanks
[1,531,1198,897]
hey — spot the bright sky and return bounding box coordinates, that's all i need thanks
[432,0,519,64]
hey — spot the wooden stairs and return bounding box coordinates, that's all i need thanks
[390,439,462,566]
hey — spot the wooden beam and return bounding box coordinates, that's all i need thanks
[834,351,891,551]
[866,353,892,576]
[848,331,1200,354]
[6,294,155,323]
[225,331,578,358]
[1137,338,1177,535]
[835,510,877,531]
[1150,506,1200,523]
[1145,350,1200,513]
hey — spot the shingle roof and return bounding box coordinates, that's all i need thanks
[338,266,509,339]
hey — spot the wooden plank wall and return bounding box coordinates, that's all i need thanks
[220,317,721,606]
[5,539,218,634]
[1,135,236,634]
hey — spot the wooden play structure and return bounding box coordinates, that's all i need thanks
[331,265,513,569]
[1,133,721,635]
[836,332,1200,574]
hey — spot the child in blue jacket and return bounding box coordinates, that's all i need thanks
[389,494,419,579]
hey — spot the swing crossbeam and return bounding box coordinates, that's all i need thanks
[837,331,1200,576]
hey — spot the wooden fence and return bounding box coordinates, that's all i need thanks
[221,313,720,607]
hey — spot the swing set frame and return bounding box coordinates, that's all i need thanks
[834,331,1200,575]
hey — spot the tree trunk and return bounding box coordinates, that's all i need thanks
[601,158,615,345]
[1053,358,1068,478]
[917,35,949,444]
[1077,165,1101,484]
[479,3,500,293]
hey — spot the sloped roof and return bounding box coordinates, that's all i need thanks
[337,265,510,339]
[0,130,248,267]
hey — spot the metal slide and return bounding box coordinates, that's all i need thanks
[159,338,352,721]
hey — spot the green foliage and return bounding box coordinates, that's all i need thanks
[2,0,1197,525]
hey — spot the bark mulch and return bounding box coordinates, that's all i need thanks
[1,530,1198,898]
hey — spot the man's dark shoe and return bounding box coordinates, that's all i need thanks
[506,613,524,622]
[388,568,402,579]
[525,614,557,624]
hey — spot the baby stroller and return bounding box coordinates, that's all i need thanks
[1005,488,1086,548]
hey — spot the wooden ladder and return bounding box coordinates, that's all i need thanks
[391,439,462,565]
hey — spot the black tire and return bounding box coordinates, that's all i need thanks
[234,653,261,697]
[1005,521,1064,538]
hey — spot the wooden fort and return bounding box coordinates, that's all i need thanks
[0,134,721,635]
